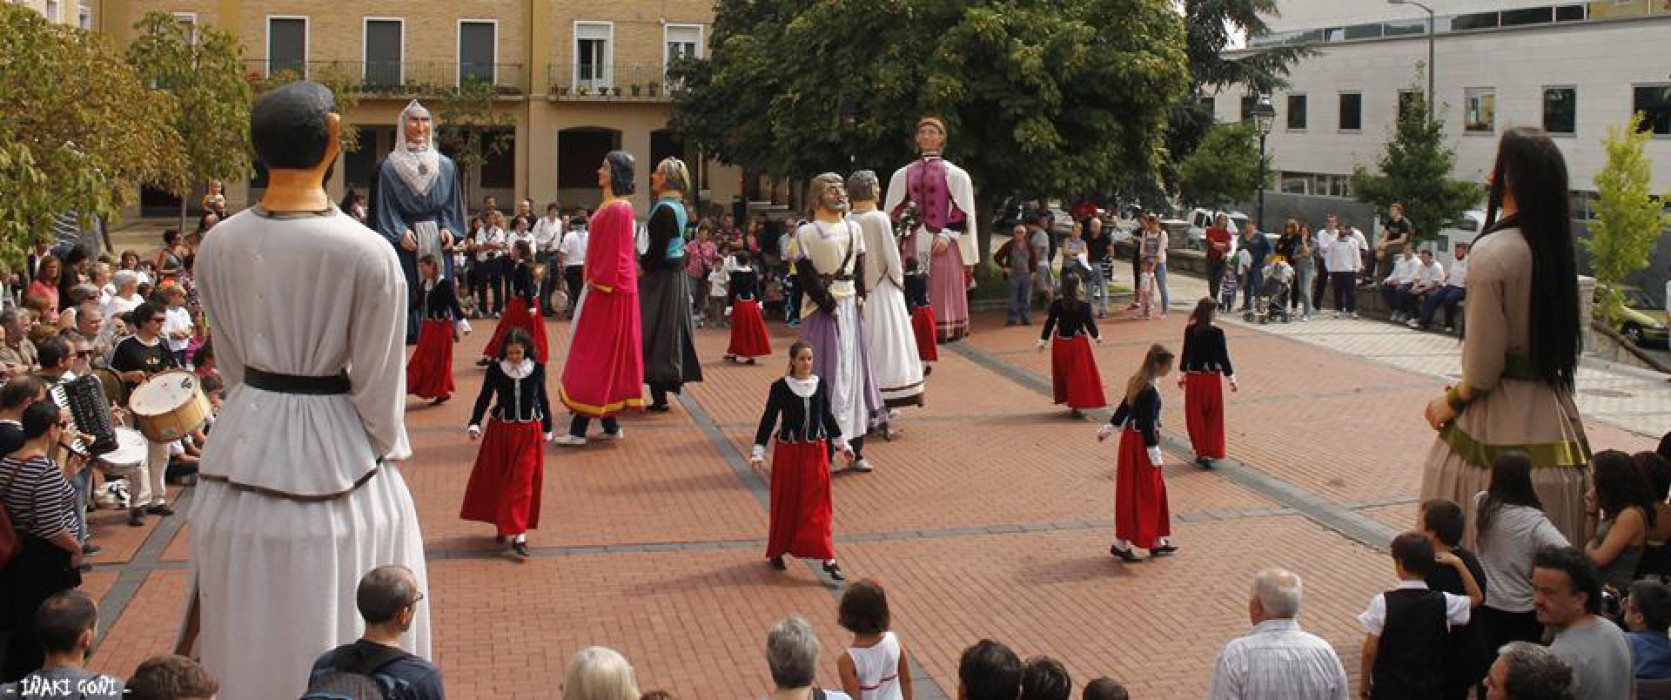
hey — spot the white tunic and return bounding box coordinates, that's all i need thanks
[851,209,923,406]
[193,206,430,700]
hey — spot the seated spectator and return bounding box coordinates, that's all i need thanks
[638,693,673,700]
[0,591,123,698]
[1585,450,1654,593]
[0,375,46,457]
[1358,532,1476,699]
[1484,641,1575,700]
[1535,545,1632,700]
[1625,581,1671,680]
[564,646,639,700]
[1081,678,1129,700]
[1633,451,1671,582]
[308,565,444,700]
[837,579,912,700]
[958,640,1022,700]
[1020,656,1070,700]
[127,654,219,700]
[1421,500,1491,699]
[764,617,850,700]
[0,309,39,376]
[1475,452,1572,654]
[1208,567,1348,700]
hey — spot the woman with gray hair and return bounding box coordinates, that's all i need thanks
[563,646,641,700]
[637,156,703,413]
[765,616,853,700]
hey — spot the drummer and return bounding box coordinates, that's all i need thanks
[109,301,179,526]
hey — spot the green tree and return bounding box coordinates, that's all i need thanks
[127,11,253,233]
[669,0,1191,263]
[1176,122,1267,208]
[1350,88,1481,245]
[1587,112,1671,310]
[435,79,516,204]
[0,4,184,268]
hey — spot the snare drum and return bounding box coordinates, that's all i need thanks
[99,427,148,471]
[130,370,211,442]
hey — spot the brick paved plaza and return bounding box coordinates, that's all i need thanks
[74,273,1662,698]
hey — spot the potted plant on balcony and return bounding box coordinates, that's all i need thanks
[630,83,642,97]
[555,85,569,96]
[576,83,591,96]
[647,82,660,98]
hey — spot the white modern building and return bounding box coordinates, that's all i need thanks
[1214,0,1671,214]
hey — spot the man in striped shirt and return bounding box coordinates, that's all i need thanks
[1208,568,1350,700]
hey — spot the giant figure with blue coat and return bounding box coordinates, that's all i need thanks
[374,100,465,341]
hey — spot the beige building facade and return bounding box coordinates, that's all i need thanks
[94,0,742,219]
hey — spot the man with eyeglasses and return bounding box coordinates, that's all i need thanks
[307,565,444,699]
[108,301,178,526]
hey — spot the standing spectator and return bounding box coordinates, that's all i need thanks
[564,647,639,700]
[686,224,719,324]
[1475,452,1573,652]
[1082,678,1129,700]
[1416,242,1469,332]
[1274,221,1306,313]
[1483,642,1575,700]
[1238,225,1272,312]
[997,226,1036,326]
[1098,344,1177,562]
[27,256,61,325]
[1584,449,1654,592]
[1085,218,1113,318]
[1021,656,1070,700]
[532,203,564,317]
[0,592,121,697]
[1030,212,1056,309]
[56,246,90,314]
[1321,219,1366,318]
[1420,500,1492,699]
[1205,213,1235,311]
[1292,223,1317,321]
[154,229,188,282]
[340,189,368,224]
[306,565,443,700]
[201,179,227,218]
[0,402,86,681]
[512,198,538,234]
[837,579,913,700]
[160,285,193,367]
[478,211,509,319]
[559,216,589,320]
[1379,244,1419,323]
[1375,203,1415,282]
[1180,297,1236,468]
[1624,580,1671,680]
[1534,545,1633,700]
[765,617,852,700]
[1207,567,1349,700]
[1357,532,1479,700]
[127,655,219,700]
[1138,213,1169,316]
[1059,222,1092,292]
[958,640,1022,700]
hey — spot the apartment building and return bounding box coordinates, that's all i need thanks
[13,0,99,28]
[95,0,741,217]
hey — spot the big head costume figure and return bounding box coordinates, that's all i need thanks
[884,116,978,342]
[848,169,924,410]
[376,100,466,340]
[192,82,430,699]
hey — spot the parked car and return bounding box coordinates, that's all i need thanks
[1184,208,1249,251]
[1596,285,1669,347]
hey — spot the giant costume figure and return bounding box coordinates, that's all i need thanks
[884,116,978,342]
[374,100,465,341]
[849,170,924,411]
[792,174,884,471]
[192,82,429,699]
[639,157,703,411]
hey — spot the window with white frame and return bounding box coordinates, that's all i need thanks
[665,25,701,67]
[77,5,89,29]
[575,22,612,89]
[1464,87,1496,133]
[364,19,403,87]
[267,17,306,77]
[44,0,58,22]
[174,12,195,42]
[458,21,496,86]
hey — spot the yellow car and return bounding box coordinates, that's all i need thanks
[1596,286,1669,347]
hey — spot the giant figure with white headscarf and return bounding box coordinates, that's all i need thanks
[375,100,465,340]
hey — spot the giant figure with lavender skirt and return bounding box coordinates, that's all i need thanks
[884,116,979,343]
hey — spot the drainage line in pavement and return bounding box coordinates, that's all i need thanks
[943,341,1400,552]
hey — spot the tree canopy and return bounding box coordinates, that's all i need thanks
[1587,112,1671,309]
[1176,122,1266,208]
[670,0,1191,260]
[1350,89,1481,244]
[0,4,184,269]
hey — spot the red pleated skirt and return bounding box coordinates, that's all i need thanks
[911,306,939,362]
[459,419,545,537]
[1115,427,1171,549]
[766,440,835,560]
[1050,335,1107,409]
[407,319,455,400]
[483,297,549,363]
[727,300,773,358]
[1183,372,1226,460]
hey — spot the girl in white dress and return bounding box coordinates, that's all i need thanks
[838,579,913,700]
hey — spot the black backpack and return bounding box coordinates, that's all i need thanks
[301,642,416,700]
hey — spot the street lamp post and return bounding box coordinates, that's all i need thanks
[1249,95,1276,232]
[1389,0,1436,116]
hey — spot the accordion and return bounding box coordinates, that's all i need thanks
[51,375,119,457]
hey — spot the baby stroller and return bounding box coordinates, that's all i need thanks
[1244,258,1294,324]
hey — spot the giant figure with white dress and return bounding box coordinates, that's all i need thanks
[192,82,430,700]
[849,170,924,411]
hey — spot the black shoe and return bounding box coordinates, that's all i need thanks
[769,556,787,571]
[475,358,492,367]
[1110,544,1141,563]
[495,534,507,545]
[1151,543,1180,556]
[512,541,530,558]
[431,396,450,406]
[1070,409,1084,419]
[147,504,175,516]
[128,509,145,527]
[823,560,846,581]
[648,403,671,412]
[82,543,102,555]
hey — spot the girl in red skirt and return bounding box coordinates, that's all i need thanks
[724,250,772,364]
[461,328,552,558]
[1036,274,1105,418]
[904,258,937,374]
[407,254,468,405]
[1097,343,1177,562]
[1178,297,1237,468]
[749,340,853,581]
[482,240,550,363]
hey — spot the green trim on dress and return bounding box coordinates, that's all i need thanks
[1439,422,1592,469]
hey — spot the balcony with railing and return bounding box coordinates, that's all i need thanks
[244,60,528,98]
[545,63,682,101]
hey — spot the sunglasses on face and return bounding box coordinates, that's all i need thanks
[149,317,166,324]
